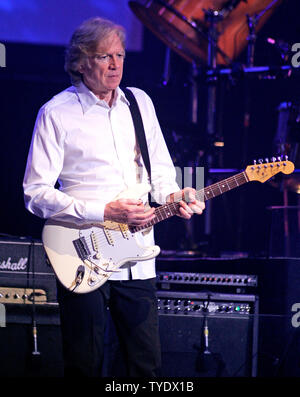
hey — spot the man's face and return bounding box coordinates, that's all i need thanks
[80,32,125,99]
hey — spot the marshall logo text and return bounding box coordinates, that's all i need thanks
[0,257,28,271]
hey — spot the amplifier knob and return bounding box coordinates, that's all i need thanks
[14,293,20,299]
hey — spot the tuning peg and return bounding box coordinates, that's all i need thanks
[277,156,282,161]
[253,160,257,165]
[285,155,288,161]
[265,158,269,163]
[271,156,277,162]
[258,159,263,164]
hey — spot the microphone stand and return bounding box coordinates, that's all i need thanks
[203,8,225,248]
[29,239,41,372]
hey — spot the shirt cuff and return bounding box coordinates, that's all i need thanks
[84,200,106,223]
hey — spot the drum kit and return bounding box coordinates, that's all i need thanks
[129,0,300,254]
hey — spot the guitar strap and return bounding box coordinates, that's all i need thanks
[123,87,152,185]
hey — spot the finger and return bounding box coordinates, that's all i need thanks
[124,201,147,213]
[188,201,205,214]
[178,206,192,219]
[178,201,193,218]
[183,187,196,203]
[120,198,144,206]
[180,200,194,213]
[128,208,156,225]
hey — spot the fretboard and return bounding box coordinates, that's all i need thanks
[130,171,248,233]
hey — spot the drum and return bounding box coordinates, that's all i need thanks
[129,0,282,66]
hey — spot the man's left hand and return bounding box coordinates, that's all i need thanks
[168,187,205,219]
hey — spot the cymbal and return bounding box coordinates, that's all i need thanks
[129,0,283,66]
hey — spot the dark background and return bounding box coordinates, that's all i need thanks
[0,0,299,257]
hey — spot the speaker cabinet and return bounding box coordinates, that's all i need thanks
[159,314,255,377]
[0,304,64,377]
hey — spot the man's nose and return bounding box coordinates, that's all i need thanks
[108,55,120,68]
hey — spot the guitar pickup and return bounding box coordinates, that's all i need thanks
[73,237,91,260]
[119,223,129,239]
[103,227,114,246]
[90,230,99,253]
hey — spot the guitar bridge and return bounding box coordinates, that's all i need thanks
[73,237,91,260]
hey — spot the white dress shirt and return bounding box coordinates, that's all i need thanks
[23,82,180,280]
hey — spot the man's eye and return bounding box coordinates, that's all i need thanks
[95,54,108,61]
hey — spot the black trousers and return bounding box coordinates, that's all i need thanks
[56,277,161,377]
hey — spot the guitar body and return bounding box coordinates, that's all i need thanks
[42,183,160,293]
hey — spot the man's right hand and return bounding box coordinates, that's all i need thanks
[104,199,155,226]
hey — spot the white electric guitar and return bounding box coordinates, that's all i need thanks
[42,159,294,293]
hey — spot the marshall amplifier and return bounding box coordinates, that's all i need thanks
[0,237,63,377]
[0,236,57,305]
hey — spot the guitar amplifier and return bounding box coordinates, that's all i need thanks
[0,236,57,305]
[157,291,259,377]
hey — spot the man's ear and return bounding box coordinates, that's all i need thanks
[78,63,84,74]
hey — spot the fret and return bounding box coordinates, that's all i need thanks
[219,181,229,192]
[160,205,171,219]
[155,208,163,221]
[216,182,223,194]
[204,187,214,198]
[233,174,240,187]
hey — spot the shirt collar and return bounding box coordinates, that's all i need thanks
[75,82,129,113]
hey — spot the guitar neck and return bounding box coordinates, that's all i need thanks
[130,171,249,233]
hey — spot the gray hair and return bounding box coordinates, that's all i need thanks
[65,17,126,86]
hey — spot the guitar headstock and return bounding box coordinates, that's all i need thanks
[245,157,295,183]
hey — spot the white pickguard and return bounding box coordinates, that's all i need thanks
[42,183,160,293]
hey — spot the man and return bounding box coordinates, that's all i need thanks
[23,17,205,377]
